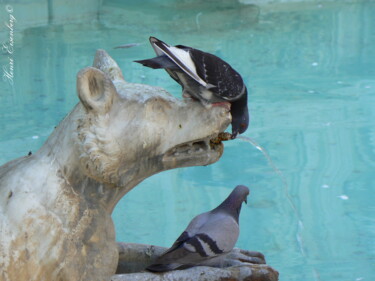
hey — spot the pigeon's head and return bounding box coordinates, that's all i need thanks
[230,88,249,139]
[215,185,250,221]
[232,185,250,205]
[230,185,250,219]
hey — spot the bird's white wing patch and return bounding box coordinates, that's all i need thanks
[153,43,208,87]
[184,243,197,253]
[168,46,199,79]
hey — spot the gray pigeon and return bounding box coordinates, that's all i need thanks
[134,37,249,139]
[146,185,250,272]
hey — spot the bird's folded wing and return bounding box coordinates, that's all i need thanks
[149,37,209,87]
[189,49,246,100]
[198,214,240,254]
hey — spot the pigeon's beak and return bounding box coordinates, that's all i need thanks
[244,197,248,204]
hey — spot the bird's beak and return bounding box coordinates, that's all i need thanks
[244,197,248,204]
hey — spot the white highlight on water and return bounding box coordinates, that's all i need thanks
[338,194,349,200]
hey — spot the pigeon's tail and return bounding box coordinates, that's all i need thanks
[134,56,179,70]
[146,263,172,272]
[146,263,186,272]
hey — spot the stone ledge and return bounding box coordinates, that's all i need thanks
[113,242,279,281]
[112,264,279,281]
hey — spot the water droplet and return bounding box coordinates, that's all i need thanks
[321,184,330,189]
[338,195,349,200]
[308,90,315,94]
[311,62,318,67]
[32,135,39,139]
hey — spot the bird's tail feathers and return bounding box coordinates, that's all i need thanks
[134,56,178,70]
[146,263,184,272]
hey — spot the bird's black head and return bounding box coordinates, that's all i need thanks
[230,89,249,139]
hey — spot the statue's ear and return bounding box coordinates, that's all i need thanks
[77,67,116,114]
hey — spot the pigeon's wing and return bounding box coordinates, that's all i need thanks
[146,212,213,272]
[196,211,240,255]
[149,37,210,87]
[147,234,222,272]
[146,226,207,271]
[189,49,246,101]
[149,212,239,270]
[159,212,210,257]
[146,231,202,272]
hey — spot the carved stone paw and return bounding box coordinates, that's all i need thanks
[223,247,266,266]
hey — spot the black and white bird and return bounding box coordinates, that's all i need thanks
[146,185,250,272]
[135,37,249,139]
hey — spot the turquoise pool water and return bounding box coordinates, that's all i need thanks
[1,1,374,280]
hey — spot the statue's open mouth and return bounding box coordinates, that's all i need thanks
[162,132,231,168]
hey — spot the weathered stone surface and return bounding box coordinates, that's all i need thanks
[113,265,279,281]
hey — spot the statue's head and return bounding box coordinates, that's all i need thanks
[75,50,231,186]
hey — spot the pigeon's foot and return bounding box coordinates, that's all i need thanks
[211,101,231,111]
[182,93,231,111]
[182,92,196,100]
[201,100,231,111]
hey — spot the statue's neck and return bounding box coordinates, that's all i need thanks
[38,104,82,171]
[35,104,154,213]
